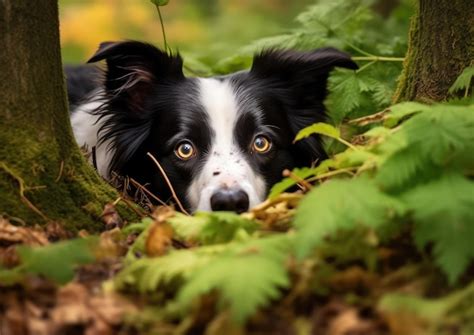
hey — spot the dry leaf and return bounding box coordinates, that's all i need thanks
[101,203,124,230]
[0,217,48,246]
[145,221,174,257]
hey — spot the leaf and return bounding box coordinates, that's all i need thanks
[376,104,474,190]
[327,70,364,122]
[177,235,291,323]
[294,122,340,143]
[449,66,474,94]
[368,78,394,108]
[168,212,258,244]
[17,237,98,284]
[383,102,430,128]
[402,174,474,284]
[114,249,211,293]
[145,222,174,256]
[199,212,259,244]
[150,0,169,6]
[294,178,404,258]
[167,213,208,242]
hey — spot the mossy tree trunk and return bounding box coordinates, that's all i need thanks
[0,1,131,230]
[394,0,474,103]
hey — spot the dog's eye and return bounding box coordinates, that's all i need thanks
[252,135,271,154]
[175,141,195,160]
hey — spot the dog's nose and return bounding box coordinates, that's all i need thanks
[210,188,249,213]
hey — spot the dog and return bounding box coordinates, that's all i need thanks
[66,41,357,213]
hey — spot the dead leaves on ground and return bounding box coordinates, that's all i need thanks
[1,281,136,335]
[0,197,455,335]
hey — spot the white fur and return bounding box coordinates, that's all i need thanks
[70,97,114,178]
[187,78,266,212]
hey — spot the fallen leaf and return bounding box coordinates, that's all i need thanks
[145,221,174,257]
[0,217,48,246]
[101,203,124,230]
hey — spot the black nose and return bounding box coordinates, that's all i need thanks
[210,188,249,213]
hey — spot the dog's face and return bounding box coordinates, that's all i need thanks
[89,41,356,212]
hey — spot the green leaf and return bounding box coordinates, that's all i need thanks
[150,0,169,6]
[114,249,211,293]
[177,236,290,323]
[403,174,474,284]
[449,66,474,95]
[294,178,404,258]
[168,212,258,244]
[17,238,98,284]
[383,101,430,128]
[294,122,340,142]
[327,70,364,122]
[368,78,394,108]
[376,104,474,190]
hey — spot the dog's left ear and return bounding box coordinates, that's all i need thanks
[88,40,184,113]
[250,48,357,163]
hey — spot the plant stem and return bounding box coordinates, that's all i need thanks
[155,5,169,52]
[352,56,405,62]
[306,167,356,182]
[337,138,358,151]
[356,60,377,73]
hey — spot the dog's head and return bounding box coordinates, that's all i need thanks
[89,41,357,213]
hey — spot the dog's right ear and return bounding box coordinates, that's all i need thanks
[88,41,184,112]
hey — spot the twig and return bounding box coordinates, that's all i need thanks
[250,193,303,213]
[55,160,64,182]
[282,169,313,191]
[337,137,358,151]
[0,163,48,221]
[129,178,168,207]
[146,152,190,215]
[113,196,149,218]
[306,168,356,183]
[347,109,388,126]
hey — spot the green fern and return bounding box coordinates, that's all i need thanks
[169,211,259,244]
[177,235,291,323]
[376,104,474,191]
[402,174,474,284]
[449,66,474,97]
[294,177,405,258]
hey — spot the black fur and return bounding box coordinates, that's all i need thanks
[67,41,357,210]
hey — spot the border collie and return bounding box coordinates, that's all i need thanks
[66,41,357,213]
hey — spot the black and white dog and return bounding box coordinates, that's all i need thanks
[67,41,357,213]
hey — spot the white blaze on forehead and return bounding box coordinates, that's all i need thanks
[198,78,237,147]
[187,78,266,212]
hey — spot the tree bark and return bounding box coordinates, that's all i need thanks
[0,1,131,230]
[393,0,474,103]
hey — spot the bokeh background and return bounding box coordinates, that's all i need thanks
[59,0,313,66]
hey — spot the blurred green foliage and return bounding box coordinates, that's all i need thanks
[59,0,313,64]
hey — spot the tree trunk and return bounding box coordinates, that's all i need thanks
[0,1,131,230]
[393,0,474,103]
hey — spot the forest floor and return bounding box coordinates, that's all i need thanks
[1,196,470,335]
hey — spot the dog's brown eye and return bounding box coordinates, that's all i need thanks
[175,141,195,160]
[252,135,271,153]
